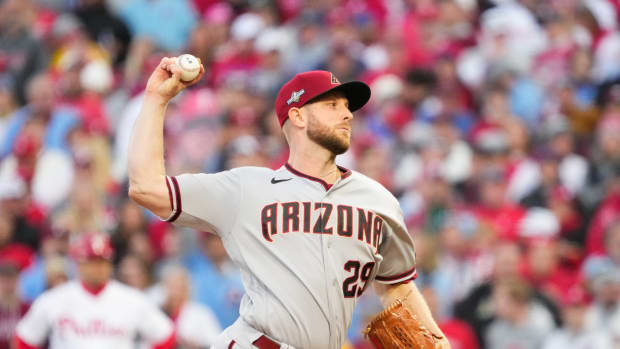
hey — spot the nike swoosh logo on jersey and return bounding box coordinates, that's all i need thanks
[271,177,293,184]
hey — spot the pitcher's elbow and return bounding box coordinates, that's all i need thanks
[128,184,145,203]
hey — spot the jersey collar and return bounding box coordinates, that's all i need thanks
[81,281,108,297]
[284,163,352,191]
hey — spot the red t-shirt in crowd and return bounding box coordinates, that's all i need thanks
[440,319,480,349]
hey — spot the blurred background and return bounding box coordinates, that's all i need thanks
[0,0,620,348]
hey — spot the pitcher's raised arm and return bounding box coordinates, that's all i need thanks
[127,56,204,218]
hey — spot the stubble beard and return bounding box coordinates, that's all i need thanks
[306,113,350,155]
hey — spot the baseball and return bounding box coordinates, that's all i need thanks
[176,54,201,82]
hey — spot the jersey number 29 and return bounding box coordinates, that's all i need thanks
[342,261,375,298]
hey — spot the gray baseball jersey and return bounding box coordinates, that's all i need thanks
[164,163,417,349]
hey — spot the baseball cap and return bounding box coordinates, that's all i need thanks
[275,70,371,127]
[70,233,113,261]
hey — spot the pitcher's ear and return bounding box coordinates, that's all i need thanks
[288,107,305,128]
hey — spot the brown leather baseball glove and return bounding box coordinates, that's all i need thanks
[363,299,443,349]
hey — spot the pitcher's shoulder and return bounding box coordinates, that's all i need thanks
[349,170,400,205]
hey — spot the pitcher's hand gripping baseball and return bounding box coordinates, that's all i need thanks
[364,298,445,349]
[145,55,205,103]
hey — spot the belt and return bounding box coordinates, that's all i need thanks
[228,335,280,349]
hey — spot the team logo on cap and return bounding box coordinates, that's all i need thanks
[287,89,305,105]
[331,73,340,84]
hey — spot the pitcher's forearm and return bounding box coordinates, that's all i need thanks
[128,93,171,217]
[129,93,168,187]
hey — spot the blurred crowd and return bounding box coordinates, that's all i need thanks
[1,0,620,348]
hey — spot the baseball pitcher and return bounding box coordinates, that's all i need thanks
[128,57,450,349]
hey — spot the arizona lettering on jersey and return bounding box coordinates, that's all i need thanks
[164,164,417,349]
[260,201,383,251]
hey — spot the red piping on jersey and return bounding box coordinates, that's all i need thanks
[14,335,40,349]
[228,340,236,349]
[152,332,175,349]
[285,163,352,191]
[167,176,182,222]
[81,281,108,296]
[165,176,174,214]
[375,266,417,282]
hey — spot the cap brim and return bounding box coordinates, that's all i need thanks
[307,81,371,112]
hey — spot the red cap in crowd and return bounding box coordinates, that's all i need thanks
[70,233,113,261]
[274,70,371,127]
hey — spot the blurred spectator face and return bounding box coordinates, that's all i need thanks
[571,49,593,82]
[118,200,146,235]
[0,264,18,298]
[593,277,620,305]
[0,186,27,218]
[420,176,451,207]
[440,226,468,256]
[435,57,458,86]
[118,255,150,290]
[45,256,68,289]
[127,233,154,264]
[78,258,112,287]
[480,178,506,208]
[59,64,85,99]
[563,303,587,331]
[493,242,522,279]
[187,24,212,61]
[0,212,14,247]
[163,266,190,305]
[26,74,55,117]
[549,132,574,157]
[504,119,528,153]
[298,22,321,46]
[261,50,281,70]
[598,128,620,159]
[40,233,70,259]
[71,180,97,212]
[606,223,620,263]
[357,146,390,186]
[0,86,15,116]
[526,240,559,279]
[482,89,510,122]
[0,0,32,32]
[402,70,436,107]
[493,278,532,323]
[540,159,559,187]
[327,46,356,81]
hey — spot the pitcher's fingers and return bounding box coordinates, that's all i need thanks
[161,57,177,72]
[169,63,183,81]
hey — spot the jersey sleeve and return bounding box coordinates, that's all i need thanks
[374,207,417,284]
[163,169,241,236]
[136,296,174,345]
[15,294,51,347]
